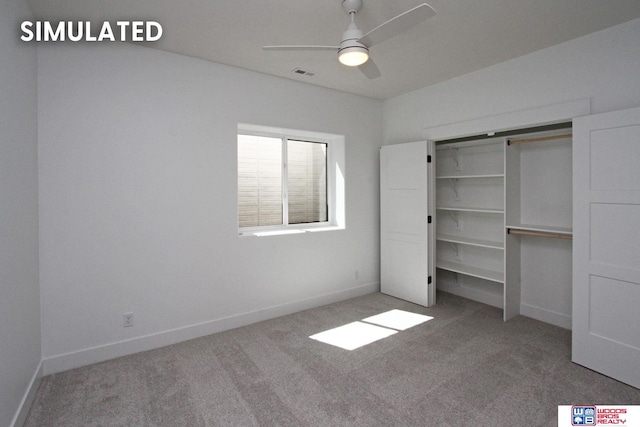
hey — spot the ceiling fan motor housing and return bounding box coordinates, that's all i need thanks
[340,24,367,50]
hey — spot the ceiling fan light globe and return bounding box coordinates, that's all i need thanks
[339,47,369,66]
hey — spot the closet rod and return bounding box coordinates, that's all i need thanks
[507,133,572,145]
[507,228,572,240]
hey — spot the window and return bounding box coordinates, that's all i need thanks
[237,125,344,234]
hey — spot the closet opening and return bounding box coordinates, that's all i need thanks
[433,122,573,326]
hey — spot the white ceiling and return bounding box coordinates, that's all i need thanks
[27,0,640,100]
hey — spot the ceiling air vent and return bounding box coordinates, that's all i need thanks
[292,68,316,77]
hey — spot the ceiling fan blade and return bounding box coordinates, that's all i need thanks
[359,58,381,79]
[262,45,339,51]
[359,3,435,47]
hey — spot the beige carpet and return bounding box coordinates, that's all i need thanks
[25,291,640,426]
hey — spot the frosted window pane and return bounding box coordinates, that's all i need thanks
[238,135,282,227]
[287,140,327,224]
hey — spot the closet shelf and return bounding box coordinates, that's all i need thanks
[436,174,504,179]
[437,206,504,214]
[437,234,504,250]
[436,260,504,284]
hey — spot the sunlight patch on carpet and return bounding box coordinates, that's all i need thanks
[309,321,397,351]
[362,309,433,331]
[309,309,434,351]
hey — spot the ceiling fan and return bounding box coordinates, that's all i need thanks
[263,0,436,79]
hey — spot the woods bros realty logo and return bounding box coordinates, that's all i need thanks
[20,21,162,42]
[558,405,640,426]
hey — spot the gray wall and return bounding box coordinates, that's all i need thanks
[0,0,41,425]
[37,42,383,373]
[384,18,640,144]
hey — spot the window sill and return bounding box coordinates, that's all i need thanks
[239,225,344,237]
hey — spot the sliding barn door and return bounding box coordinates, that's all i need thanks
[572,107,640,388]
[380,141,434,306]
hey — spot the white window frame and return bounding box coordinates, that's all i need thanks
[237,124,345,236]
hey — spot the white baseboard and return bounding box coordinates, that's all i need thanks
[42,282,379,376]
[520,303,571,330]
[11,360,43,427]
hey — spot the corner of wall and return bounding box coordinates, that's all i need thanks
[10,361,43,427]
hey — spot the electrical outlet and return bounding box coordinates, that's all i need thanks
[123,312,134,328]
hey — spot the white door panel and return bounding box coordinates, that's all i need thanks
[573,106,640,389]
[380,141,433,306]
[589,125,640,191]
